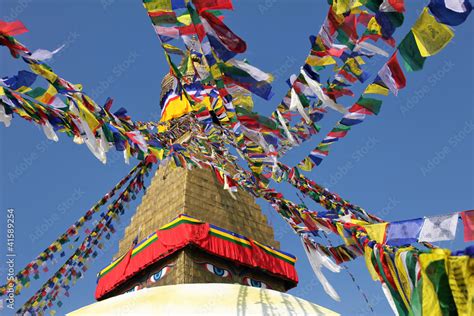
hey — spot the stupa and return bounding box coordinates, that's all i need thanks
[67,54,338,316]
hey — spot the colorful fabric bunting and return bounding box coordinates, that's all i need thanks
[0,1,472,314]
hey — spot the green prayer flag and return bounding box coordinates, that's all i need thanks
[398,31,426,72]
[356,96,383,115]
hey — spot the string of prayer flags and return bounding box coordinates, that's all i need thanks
[16,160,154,315]
[1,1,473,314]
[266,1,413,156]
[0,162,144,297]
[295,2,471,173]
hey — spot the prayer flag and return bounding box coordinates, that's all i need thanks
[412,8,454,57]
[428,0,472,26]
[364,222,389,244]
[419,213,458,242]
[386,218,423,246]
[460,210,474,241]
[3,70,37,91]
[398,31,426,72]
[0,20,28,36]
[377,52,406,95]
[192,0,233,13]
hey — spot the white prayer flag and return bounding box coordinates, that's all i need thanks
[419,213,458,242]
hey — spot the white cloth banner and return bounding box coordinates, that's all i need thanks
[29,45,65,61]
[419,213,458,242]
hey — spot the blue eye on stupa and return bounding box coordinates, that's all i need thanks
[125,285,140,293]
[243,277,269,289]
[204,263,230,278]
[149,266,172,283]
[250,279,262,287]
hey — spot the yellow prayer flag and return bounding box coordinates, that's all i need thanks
[332,0,363,14]
[364,83,389,96]
[346,58,364,76]
[29,63,58,83]
[76,98,100,132]
[350,219,369,226]
[149,147,165,160]
[177,13,191,25]
[385,252,411,310]
[364,245,380,281]
[306,55,336,67]
[394,248,415,301]
[336,222,355,245]
[412,8,454,57]
[16,86,32,94]
[363,222,388,243]
[355,56,365,65]
[447,256,474,316]
[367,17,382,36]
[36,84,58,104]
[143,0,172,12]
[298,157,314,172]
[210,64,223,79]
[419,249,451,316]
[333,0,351,14]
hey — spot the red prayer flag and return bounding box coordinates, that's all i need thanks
[192,0,233,14]
[387,52,406,90]
[386,0,405,12]
[0,20,29,36]
[201,10,246,53]
[460,210,474,241]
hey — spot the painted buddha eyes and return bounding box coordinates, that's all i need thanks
[204,263,230,278]
[243,277,270,289]
[126,285,140,293]
[198,261,270,289]
[149,265,172,283]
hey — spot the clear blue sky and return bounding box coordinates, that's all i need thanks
[0,0,472,315]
